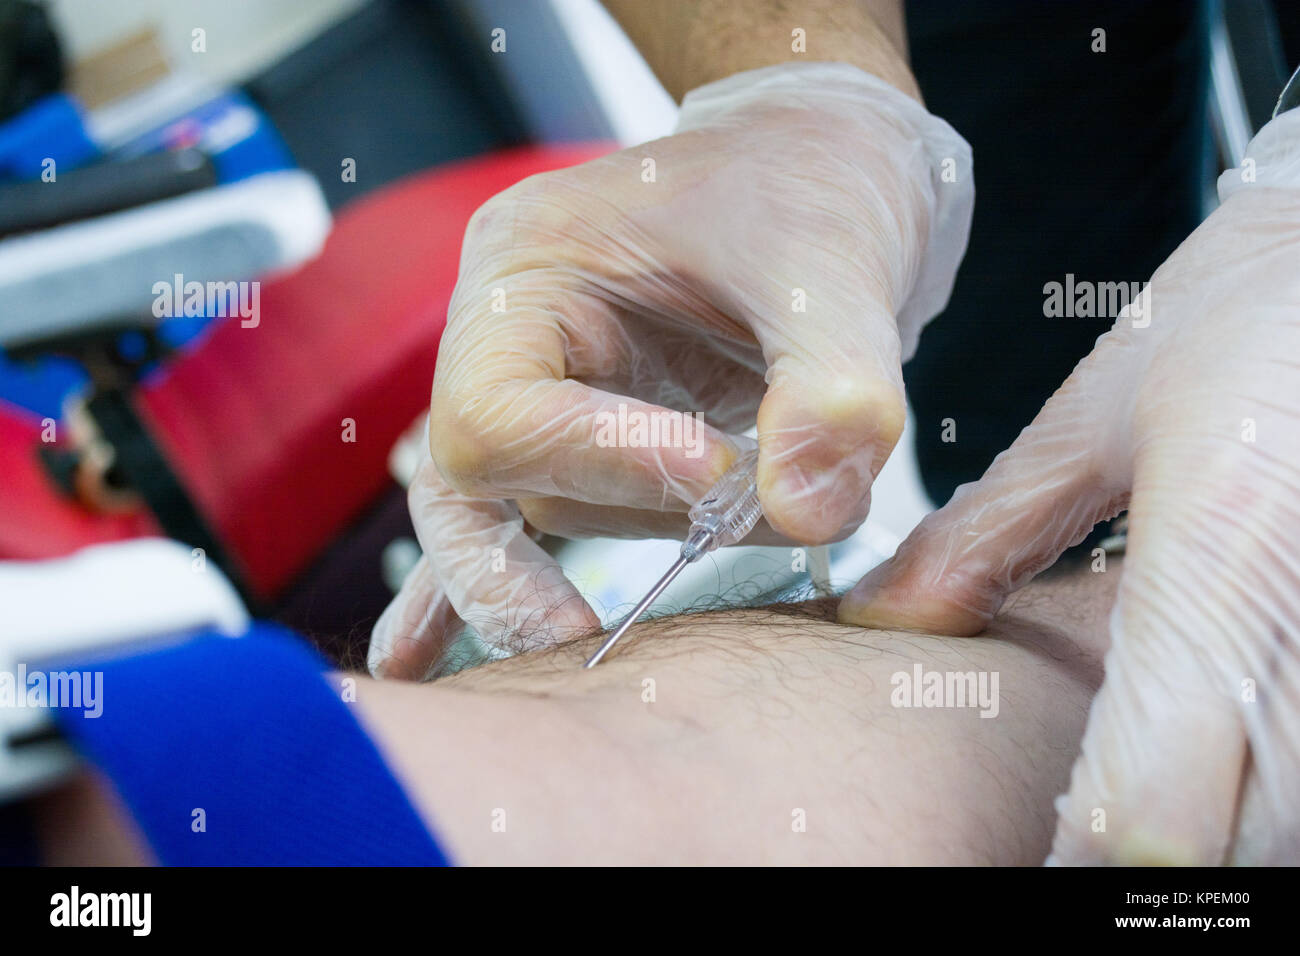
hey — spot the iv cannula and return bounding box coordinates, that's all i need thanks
[584,449,762,668]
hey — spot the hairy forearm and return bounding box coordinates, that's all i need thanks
[602,0,919,102]
[27,561,1118,866]
[352,564,1118,865]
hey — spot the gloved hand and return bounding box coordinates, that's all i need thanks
[370,61,973,678]
[839,109,1300,864]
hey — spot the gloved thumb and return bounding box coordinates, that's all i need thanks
[756,339,906,544]
[838,335,1134,634]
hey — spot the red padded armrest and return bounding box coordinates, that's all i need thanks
[0,144,613,597]
[137,144,612,597]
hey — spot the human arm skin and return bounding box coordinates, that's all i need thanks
[602,0,919,102]
[353,561,1116,865]
[31,557,1116,866]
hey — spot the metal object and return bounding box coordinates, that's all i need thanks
[584,449,763,667]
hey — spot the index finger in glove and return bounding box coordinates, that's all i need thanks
[431,282,743,510]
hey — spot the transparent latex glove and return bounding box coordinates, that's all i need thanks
[370,61,973,679]
[839,110,1300,865]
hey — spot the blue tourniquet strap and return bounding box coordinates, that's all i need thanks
[52,623,450,866]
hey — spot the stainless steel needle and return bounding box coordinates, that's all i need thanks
[584,555,690,668]
[583,448,762,669]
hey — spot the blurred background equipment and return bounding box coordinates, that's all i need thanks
[0,0,645,658]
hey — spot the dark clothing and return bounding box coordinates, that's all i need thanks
[904,1,1211,505]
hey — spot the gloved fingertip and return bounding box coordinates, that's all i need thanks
[570,601,604,636]
[367,627,412,680]
[761,472,871,545]
[836,565,890,624]
[837,556,994,635]
[369,629,441,681]
[368,582,448,680]
[513,598,602,652]
[367,606,400,678]
[1050,824,1205,867]
[756,372,901,543]
[1112,830,1203,867]
[547,594,603,644]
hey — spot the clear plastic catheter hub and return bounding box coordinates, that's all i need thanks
[682,449,763,562]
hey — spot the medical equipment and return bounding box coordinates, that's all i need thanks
[584,449,762,667]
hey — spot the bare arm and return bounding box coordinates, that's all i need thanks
[601,0,919,102]
[31,560,1120,866]
[349,561,1118,865]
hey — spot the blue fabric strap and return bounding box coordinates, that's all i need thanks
[52,623,449,866]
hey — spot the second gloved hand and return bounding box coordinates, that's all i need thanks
[839,109,1300,864]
